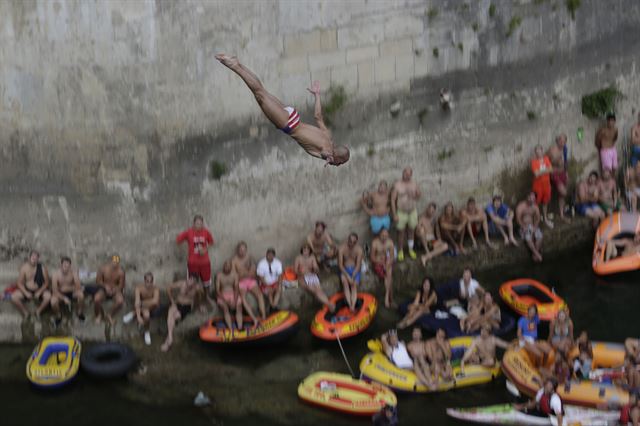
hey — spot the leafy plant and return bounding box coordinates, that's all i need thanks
[566,0,581,20]
[489,4,496,18]
[367,145,375,157]
[209,160,227,180]
[472,22,479,32]
[437,148,455,161]
[506,16,522,38]
[457,42,464,52]
[580,86,622,119]
[323,85,347,126]
[527,111,537,120]
[427,7,439,21]
[432,47,439,58]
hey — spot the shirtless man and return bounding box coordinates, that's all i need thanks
[406,327,435,389]
[417,202,449,265]
[516,192,544,262]
[623,356,640,392]
[215,260,243,330]
[576,171,606,226]
[604,233,640,262]
[295,243,334,312]
[11,250,51,319]
[438,202,467,255]
[486,196,519,246]
[460,324,510,373]
[599,168,620,215]
[94,254,125,324]
[548,134,571,223]
[338,232,364,312]
[231,241,265,326]
[306,221,337,268]
[426,328,453,383]
[631,113,640,167]
[595,112,619,173]
[160,274,198,352]
[216,54,349,166]
[361,180,391,235]
[50,256,85,324]
[460,197,495,250]
[370,229,396,308]
[391,167,421,261]
[132,272,160,345]
[627,162,640,212]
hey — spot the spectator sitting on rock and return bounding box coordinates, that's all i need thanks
[626,162,640,212]
[598,168,621,215]
[11,250,51,320]
[575,171,605,227]
[51,256,85,325]
[361,180,391,236]
[232,241,265,326]
[338,232,364,312]
[295,243,335,312]
[94,254,125,325]
[516,192,544,262]
[595,112,618,174]
[438,201,467,255]
[161,274,198,352]
[485,195,519,247]
[417,202,448,266]
[256,248,283,311]
[122,271,159,346]
[460,197,495,250]
[306,221,337,268]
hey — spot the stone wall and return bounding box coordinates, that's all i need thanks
[0,0,639,284]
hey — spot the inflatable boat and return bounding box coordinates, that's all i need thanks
[499,279,567,322]
[200,310,299,345]
[593,212,640,275]
[26,336,81,388]
[311,293,377,340]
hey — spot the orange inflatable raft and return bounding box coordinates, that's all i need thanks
[199,310,299,345]
[310,293,377,340]
[501,342,628,408]
[499,278,567,322]
[593,212,640,275]
[298,371,396,416]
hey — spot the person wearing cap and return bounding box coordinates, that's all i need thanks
[515,378,563,423]
[256,248,283,311]
[306,221,337,268]
[595,112,619,173]
[94,254,125,324]
[176,215,215,306]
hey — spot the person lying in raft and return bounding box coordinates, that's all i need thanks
[514,378,564,425]
[397,276,437,329]
[381,329,414,370]
[459,292,500,333]
[161,274,198,352]
[426,328,453,383]
[294,243,335,312]
[604,233,640,262]
[548,308,574,356]
[215,260,243,330]
[460,324,510,373]
[215,54,349,167]
[517,305,552,365]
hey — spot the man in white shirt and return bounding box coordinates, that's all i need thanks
[256,248,283,311]
[381,329,413,370]
[516,379,563,423]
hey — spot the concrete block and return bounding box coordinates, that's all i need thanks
[308,49,345,71]
[413,54,429,78]
[374,56,395,83]
[379,37,413,57]
[384,14,424,39]
[357,61,375,87]
[284,30,322,56]
[279,55,309,75]
[331,64,358,91]
[396,54,415,81]
[320,29,338,51]
[346,45,379,64]
[337,22,385,49]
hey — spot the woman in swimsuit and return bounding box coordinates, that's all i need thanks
[397,277,437,329]
[548,308,574,356]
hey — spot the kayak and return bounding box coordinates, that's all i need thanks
[593,212,640,275]
[359,338,500,393]
[447,403,620,425]
[499,278,567,322]
[26,336,81,388]
[298,371,396,416]
[311,292,377,340]
[199,310,299,345]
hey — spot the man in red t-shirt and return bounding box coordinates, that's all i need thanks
[531,145,554,229]
[176,215,214,305]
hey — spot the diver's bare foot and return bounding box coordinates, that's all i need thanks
[160,338,172,352]
[215,53,238,68]
[510,238,520,247]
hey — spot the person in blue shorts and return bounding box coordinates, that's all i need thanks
[485,195,519,246]
[338,233,364,312]
[361,180,391,235]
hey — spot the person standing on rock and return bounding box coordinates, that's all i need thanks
[531,145,554,229]
[11,250,51,319]
[215,54,349,167]
[51,256,85,325]
[548,134,571,223]
[94,254,126,324]
[361,180,391,235]
[176,214,214,310]
[516,192,544,262]
[370,228,396,308]
[595,112,619,173]
[338,232,364,312]
[391,167,421,261]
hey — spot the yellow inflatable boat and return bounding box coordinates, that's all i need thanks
[26,336,81,388]
[359,337,500,393]
[501,342,628,408]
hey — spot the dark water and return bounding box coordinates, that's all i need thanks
[3,244,640,425]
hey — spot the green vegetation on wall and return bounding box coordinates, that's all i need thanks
[323,85,347,126]
[566,0,581,20]
[489,4,496,18]
[506,16,522,38]
[209,160,227,180]
[580,86,621,119]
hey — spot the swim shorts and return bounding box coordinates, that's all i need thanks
[281,106,301,134]
[551,171,568,189]
[519,225,542,242]
[373,262,386,280]
[600,147,618,171]
[342,265,361,285]
[304,273,320,287]
[532,179,551,205]
[217,290,236,306]
[576,202,599,216]
[396,209,418,231]
[177,303,192,319]
[370,214,391,234]
[239,278,257,291]
[187,261,211,286]
[632,146,640,167]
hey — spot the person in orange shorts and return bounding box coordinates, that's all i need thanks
[531,145,554,229]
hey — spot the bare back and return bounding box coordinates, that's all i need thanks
[291,123,334,159]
